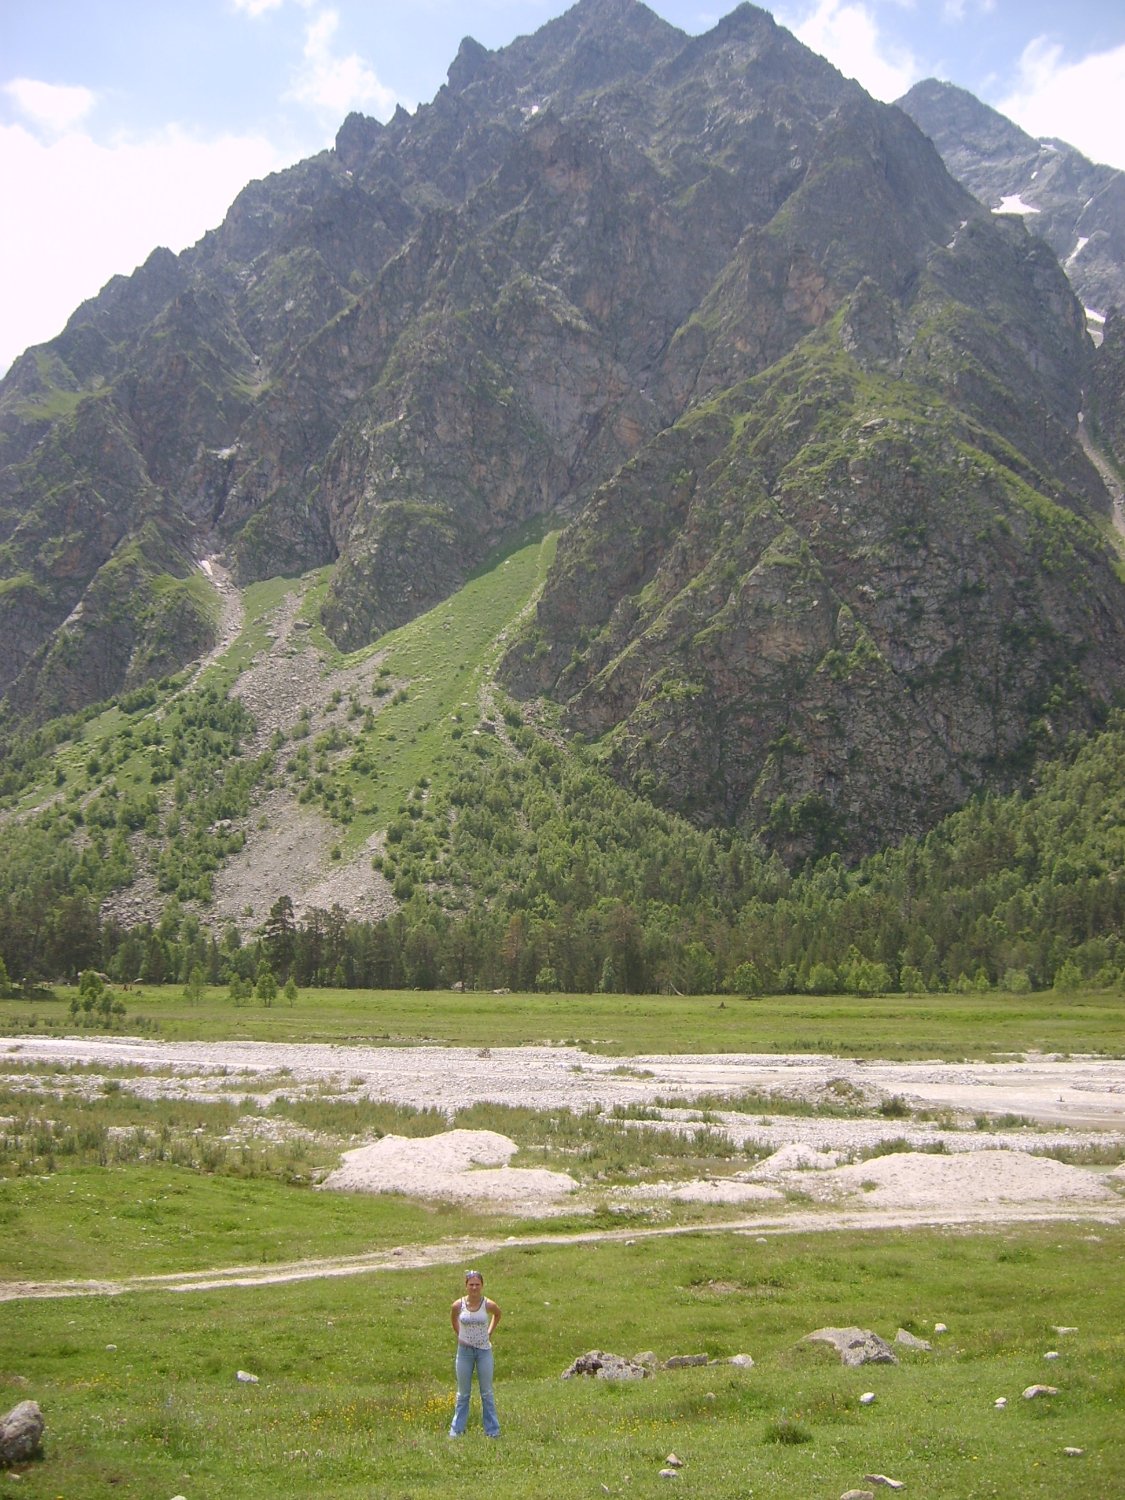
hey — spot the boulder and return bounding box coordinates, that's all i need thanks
[804,1327,899,1366]
[561,1350,649,1381]
[0,1401,44,1466]
[895,1329,933,1351]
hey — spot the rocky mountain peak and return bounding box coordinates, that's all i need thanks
[897,76,1125,317]
[447,35,492,93]
[2,3,1123,864]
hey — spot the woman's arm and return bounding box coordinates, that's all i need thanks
[450,1298,462,1335]
[486,1299,501,1337]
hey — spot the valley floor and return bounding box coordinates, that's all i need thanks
[2,1037,1122,1305]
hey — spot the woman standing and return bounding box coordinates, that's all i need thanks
[449,1269,501,1438]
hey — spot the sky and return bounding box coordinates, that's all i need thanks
[2,0,1124,374]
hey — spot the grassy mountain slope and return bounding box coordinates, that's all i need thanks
[0,540,1121,994]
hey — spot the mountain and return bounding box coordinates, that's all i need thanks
[897,78,1125,328]
[1,0,1124,881]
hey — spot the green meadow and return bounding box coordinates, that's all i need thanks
[2,1224,1122,1498]
[1,990,1123,1495]
[3,984,1123,1056]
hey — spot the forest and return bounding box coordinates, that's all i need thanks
[1,690,1121,1000]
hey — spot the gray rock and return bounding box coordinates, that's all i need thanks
[1022,1384,1058,1400]
[727,1353,755,1368]
[1063,1447,1085,1457]
[0,1401,45,1466]
[864,1475,906,1491]
[841,1491,876,1500]
[895,1329,932,1351]
[805,1327,899,1367]
[664,1354,709,1369]
[561,1350,649,1381]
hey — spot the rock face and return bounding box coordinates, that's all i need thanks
[2,1,1124,861]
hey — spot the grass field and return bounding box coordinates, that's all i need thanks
[2,1223,1122,1498]
[3,985,1123,1057]
[2,992,1122,1496]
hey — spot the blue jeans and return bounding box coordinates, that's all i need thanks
[451,1343,500,1437]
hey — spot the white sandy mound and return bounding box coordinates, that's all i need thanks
[747,1144,842,1178]
[616,1179,785,1205]
[817,1149,1116,1208]
[318,1128,579,1212]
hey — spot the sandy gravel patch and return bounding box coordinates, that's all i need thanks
[805,1149,1119,1208]
[747,1144,843,1176]
[4,1037,1123,1224]
[616,1179,785,1206]
[6,1040,1124,1127]
[319,1128,579,1212]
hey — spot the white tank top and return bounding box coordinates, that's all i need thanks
[457,1297,491,1349]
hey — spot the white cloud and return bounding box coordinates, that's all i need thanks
[776,0,919,102]
[0,121,288,374]
[286,8,398,120]
[997,38,1125,171]
[4,78,97,136]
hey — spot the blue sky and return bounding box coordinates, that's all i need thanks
[2,0,1124,373]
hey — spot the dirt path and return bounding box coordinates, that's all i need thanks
[3,1198,1121,1303]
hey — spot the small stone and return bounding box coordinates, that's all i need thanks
[1053,1326,1077,1335]
[727,1353,755,1367]
[236,1370,260,1384]
[658,1468,680,1479]
[864,1476,905,1491]
[860,1392,877,1405]
[1022,1384,1058,1400]
[664,1354,709,1368]
[1044,1350,1059,1360]
[665,1453,683,1467]
[105,1344,117,1352]
[993,1397,1007,1409]
[841,1491,876,1500]
[1062,1447,1084,1457]
[933,1322,947,1334]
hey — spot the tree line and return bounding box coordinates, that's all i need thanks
[2,712,1121,998]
